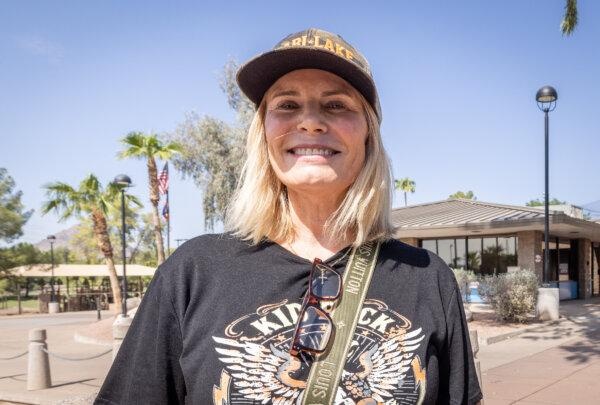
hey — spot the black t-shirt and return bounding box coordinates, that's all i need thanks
[95,234,482,405]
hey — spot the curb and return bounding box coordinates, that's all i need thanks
[0,391,40,404]
[482,317,565,345]
[0,391,99,405]
[73,332,111,348]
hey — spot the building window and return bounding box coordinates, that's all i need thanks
[421,239,436,254]
[455,238,467,268]
[421,235,518,274]
[498,236,518,273]
[437,239,455,268]
[481,237,498,275]
[467,237,482,272]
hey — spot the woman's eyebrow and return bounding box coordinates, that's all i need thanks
[321,89,353,97]
[269,90,300,99]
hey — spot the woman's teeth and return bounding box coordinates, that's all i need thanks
[291,148,335,156]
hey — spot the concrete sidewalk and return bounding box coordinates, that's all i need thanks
[0,312,113,405]
[479,297,600,404]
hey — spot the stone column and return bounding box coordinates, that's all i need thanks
[593,244,600,296]
[517,231,543,280]
[577,239,592,299]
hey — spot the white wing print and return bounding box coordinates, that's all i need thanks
[213,336,305,405]
[366,327,425,400]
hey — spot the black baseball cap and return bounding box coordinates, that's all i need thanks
[237,28,382,122]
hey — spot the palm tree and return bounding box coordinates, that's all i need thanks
[118,132,181,264]
[42,174,142,314]
[394,178,416,207]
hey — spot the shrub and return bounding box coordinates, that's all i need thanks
[478,269,539,322]
[452,268,477,301]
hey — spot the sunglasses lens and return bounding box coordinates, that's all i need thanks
[295,305,332,353]
[311,262,341,300]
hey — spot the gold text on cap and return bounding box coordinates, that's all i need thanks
[278,35,355,62]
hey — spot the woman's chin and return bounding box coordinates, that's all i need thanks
[284,176,351,195]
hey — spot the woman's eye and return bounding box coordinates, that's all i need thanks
[276,101,299,110]
[325,101,347,110]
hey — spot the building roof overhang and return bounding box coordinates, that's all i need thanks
[392,199,600,241]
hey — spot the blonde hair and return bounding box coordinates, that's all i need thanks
[225,91,395,247]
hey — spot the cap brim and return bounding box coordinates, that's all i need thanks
[237,47,378,115]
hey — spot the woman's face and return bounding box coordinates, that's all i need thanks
[264,69,368,199]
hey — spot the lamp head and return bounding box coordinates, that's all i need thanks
[113,174,132,187]
[536,85,558,112]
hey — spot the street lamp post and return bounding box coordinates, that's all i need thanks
[114,174,132,317]
[47,235,56,303]
[535,85,560,321]
[536,85,558,286]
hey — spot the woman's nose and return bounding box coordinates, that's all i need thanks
[297,105,327,134]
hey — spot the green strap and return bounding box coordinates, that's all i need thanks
[302,240,381,405]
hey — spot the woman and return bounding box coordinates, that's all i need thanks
[96,28,482,405]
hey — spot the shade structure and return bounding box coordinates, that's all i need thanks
[8,264,156,278]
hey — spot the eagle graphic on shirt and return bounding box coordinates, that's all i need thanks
[212,299,426,405]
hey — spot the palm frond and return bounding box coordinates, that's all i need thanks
[561,0,578,36]
[155,142,183,160]
[118,131,149,159]
[42,182,76,195]
[41,181,82,220]
[126,194,143,208]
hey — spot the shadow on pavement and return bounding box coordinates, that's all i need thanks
[519,300,600,364]
[0,375,25,381]
[51,378,96,389]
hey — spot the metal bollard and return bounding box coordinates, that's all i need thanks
[27,328,52,390]
[112,314,132,360]
[469,330,483,404]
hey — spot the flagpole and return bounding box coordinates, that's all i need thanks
[158,161,171,257]
[166,189,170,256]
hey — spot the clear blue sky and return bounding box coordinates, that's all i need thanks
[1,1,599,246]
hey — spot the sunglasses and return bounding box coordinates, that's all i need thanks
[290,258,342,358]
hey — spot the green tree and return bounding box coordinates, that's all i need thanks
[0,243,45,297]
[0,168,33,242]
[449,190,476,200]
[169,60,251,229]
[394,178,416,207]
[0,243,41,277]
[561,0,578,36]
[526,198,567,207]
[41,174,141,313]
[70,203,146,264]
[118,132,181,265]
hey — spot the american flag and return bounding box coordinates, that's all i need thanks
[157,162,169,195]
[162,200,169,220]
